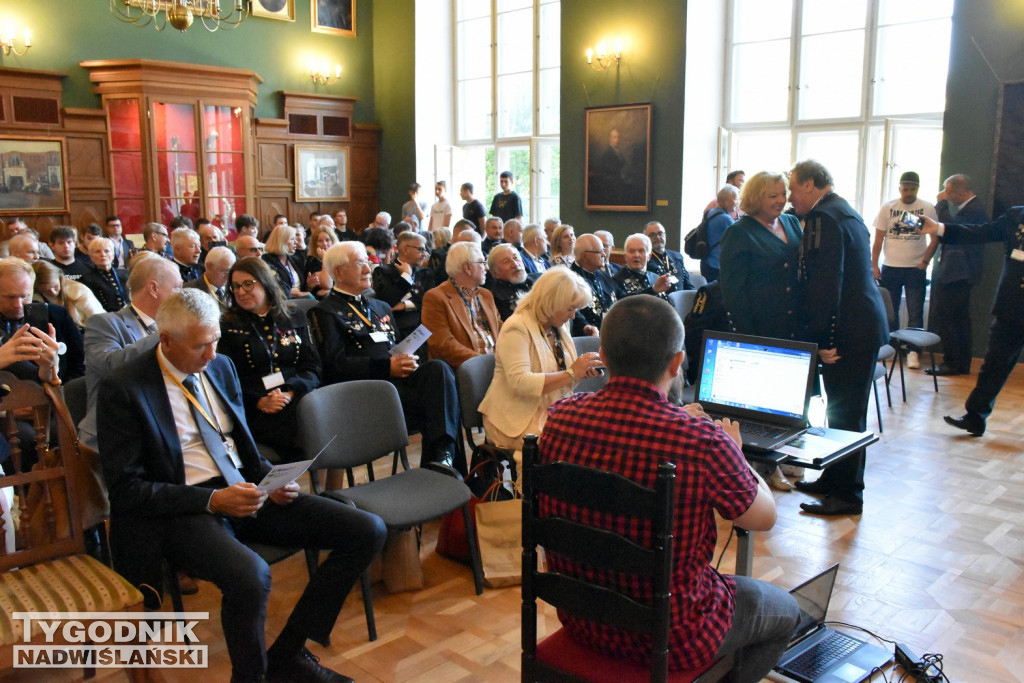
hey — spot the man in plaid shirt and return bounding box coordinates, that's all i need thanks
[540,296,800,680]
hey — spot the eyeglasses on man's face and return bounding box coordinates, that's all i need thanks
[341,260,371,269]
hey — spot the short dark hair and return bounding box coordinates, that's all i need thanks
[499,171,513,180]
[105,215,120,225]
[235,214,259,231]
[82,223,103,238]
[726,170,745,183]
[601,296,683,384]
[436,180,446,189]
[393,221,414,236]
[790,160,833,189]
[363,227,395,254]
[170,215,194,230]
[273,214,286,224]
[461,182,473,193]
[196,217,211,227]
[409,182,421,192]
[49,226,77,243]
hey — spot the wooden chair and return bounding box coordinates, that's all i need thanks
[521,434,732,683]
[0,373,143,675]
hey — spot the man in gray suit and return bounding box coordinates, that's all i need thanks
[79,257,183,450]
[184,245,234,310]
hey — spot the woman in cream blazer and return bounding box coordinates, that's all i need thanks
[479,267,604,450]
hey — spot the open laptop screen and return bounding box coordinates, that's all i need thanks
[697,332,816,421]
[789,563,839,643]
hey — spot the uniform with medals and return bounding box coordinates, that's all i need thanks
[371,260,436,340]
[646,247,694,293]
[487,274,537,322]
[217,307,321,462]
[309,288,462,469]
[612,267,670,301]
[79,262,129,312]
[570,261,616,329]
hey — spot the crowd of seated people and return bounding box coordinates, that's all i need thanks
[2,181,876,683]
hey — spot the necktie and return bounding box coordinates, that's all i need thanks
[181,374,244,486]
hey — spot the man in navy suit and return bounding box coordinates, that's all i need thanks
[788,160,888,516]
[99,290,385,683]
[80,256,182,450]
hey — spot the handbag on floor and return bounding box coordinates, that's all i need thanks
[436,443,515,563]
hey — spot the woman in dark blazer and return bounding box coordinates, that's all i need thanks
[218,257,321,461]
[262,224,306,298]
[719,170,804,491]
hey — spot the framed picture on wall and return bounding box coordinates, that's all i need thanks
[584,103,652,212]
[0,136,70,215]
[312,0,355,36]
[295,145,349,202]
[252,0,295,21]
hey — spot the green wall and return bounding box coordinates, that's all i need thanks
[559,0,688,250]
[942,0,1024,355]
[372,0,417,221]
[1,1,376,122]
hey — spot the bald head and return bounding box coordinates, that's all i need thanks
[454,230,482,245]
[235,235,264,260]
[573,234,606,273]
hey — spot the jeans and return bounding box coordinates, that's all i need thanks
[715,575,802,683]
[880,266,927,350]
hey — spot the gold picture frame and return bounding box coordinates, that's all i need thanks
[252,0,295,22]
[295,145,350,202]
[0,136,70,215]
[312,0,355,37]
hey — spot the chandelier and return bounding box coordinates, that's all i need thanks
[109,0,249,32]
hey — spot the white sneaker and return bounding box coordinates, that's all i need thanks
[907,351,920,369]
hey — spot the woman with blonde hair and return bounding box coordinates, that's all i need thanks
[262,223,306,298]
[32,260,104,329]
[549,223,577,267]
[479,266,604,451]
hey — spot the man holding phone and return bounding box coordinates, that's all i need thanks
[0,257,85,383]
[871,171,938,368]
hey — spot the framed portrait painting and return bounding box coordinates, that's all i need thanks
[584,103,652,212]
[0,136,70,215]
[295,145,349,202]
[252,0,294,21]
[312,0,355,36]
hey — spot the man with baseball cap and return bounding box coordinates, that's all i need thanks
[870,170,938,368]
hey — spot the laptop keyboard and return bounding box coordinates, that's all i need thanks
[739,422,788,439]
[787,631,861,679]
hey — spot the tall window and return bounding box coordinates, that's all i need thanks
[723,0,952,213]
[454,0,560,222]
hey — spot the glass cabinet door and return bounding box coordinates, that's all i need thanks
[153,101,199,227]
[107,98,146,233]
[203,105,247,230]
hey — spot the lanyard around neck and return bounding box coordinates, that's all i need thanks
[158,352,225,438]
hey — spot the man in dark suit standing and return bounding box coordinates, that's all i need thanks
[788,160,888,516]
[99,290,385,683]
[926,174,988,377]
[920,206,1024,437]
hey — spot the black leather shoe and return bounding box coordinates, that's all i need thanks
[267,647,353,683]
[800,496,862,516]
[925,365,964,376]
[794,478,833,496]
[944,413,985,436]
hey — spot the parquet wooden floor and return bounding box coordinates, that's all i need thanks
[11,359,1023,682]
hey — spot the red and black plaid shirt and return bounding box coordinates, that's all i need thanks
[539,376,758,671]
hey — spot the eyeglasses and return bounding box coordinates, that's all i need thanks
[582,250,605,255]
[230,279,258,292]
[242,245,265,254]
[404,246,429,253]
[341,260,371,269]
[470,260,487,266]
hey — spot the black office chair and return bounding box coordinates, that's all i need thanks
[299,380,484,642]
[877,285,941,401]
[521,434,731,683]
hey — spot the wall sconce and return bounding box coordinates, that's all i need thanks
[311,63,342,86]
[585,39,621,72]
[0,24,31,56]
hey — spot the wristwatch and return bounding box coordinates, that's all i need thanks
[565,367,576,381]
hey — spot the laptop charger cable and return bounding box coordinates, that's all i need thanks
[895,643,946,683]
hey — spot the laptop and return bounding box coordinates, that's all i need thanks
[772,564,893,683]
[693,331,817,451]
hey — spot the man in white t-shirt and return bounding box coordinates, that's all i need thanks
[871,171,938,368]
[429,181,453,231]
